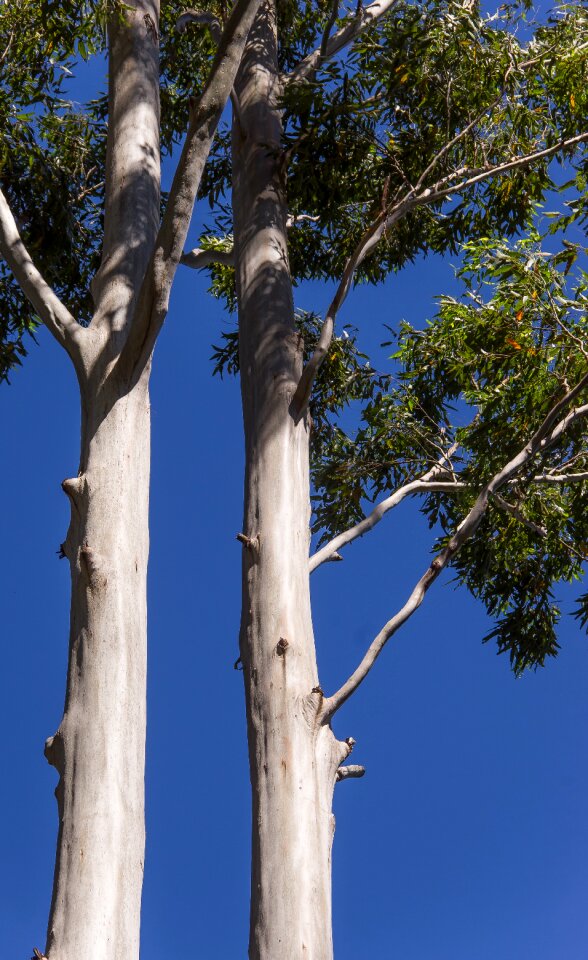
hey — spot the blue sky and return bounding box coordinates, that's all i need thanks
[2,14,588,960]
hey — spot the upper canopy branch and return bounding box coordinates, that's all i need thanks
[291,130,588,418]
[310,458,465,572]
[0,188,87,374]
[321,372,588,719]
[311,466,588,574]
[284,0,399,86]
[116,0,262,382]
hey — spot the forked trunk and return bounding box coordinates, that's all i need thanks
[41,4,160,957]
[233,5,351,957]
[44,373,151,960]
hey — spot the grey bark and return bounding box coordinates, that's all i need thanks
[232,4,352,957]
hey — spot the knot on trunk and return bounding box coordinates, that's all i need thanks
[61,475,86,512]
[276,637,289,656]
[236,532,260,556]
[44,732,65,774]
[80,544,108,590]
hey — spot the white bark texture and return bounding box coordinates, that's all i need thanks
[42,4,161,958]
[233,5,351,957]
[45,377,151,960]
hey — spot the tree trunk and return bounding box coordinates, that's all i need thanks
[233,5,351,957]
[42,5,160,958]
[44,371,151,960]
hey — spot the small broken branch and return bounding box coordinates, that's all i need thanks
[181,216,318,271]
[336,764,366,781]
[181,246,235,269]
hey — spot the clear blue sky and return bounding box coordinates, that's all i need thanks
[2,29,588,960]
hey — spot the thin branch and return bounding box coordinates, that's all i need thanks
[115,0,262,381]
[176,9,222,39]
[181,247,235,269]
[310,475,466,572]
[321,373,588,718]
[181,214,319,270]
[292,130,588,418]
[492,492,548,538]
[291,208,387,416]
[416,131,588,208]
[320,0,340,57]
[285,0,399,86]
[0,188,86,370]
[176,9,244,125]
[534,471,588,484]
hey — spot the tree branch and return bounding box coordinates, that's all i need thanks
[180,215,319,270]
[321,373,588,718]
[180,246,235,269]
[491,492,548,538]
[116,0,262,381]
[292,130,588,418]
[285,0,399,86]
[310,474,466,572]
[534,471,588,484]
[0,188,86,370]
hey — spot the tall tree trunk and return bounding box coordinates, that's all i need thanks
[44,373,151,960]
[43,5,160,958]
[233,5,351,957]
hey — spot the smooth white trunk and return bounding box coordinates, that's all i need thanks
[44,374,151,960]
[233,6,350,956]
[42,5,160,957]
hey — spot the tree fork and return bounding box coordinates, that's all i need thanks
[40,3,161,957]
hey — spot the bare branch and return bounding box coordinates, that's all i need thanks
[292,131,588,418]
[116,0,262,381]
[534,471,588,484]
[181,214,318,270]
[0,188,86,370]
[291,209,387,417]
[181,247,235,269]
[310,475,466,572]
[176,9,222,40]
[417,131,588,208]
[285,0,399,86]
[322,374,588,718]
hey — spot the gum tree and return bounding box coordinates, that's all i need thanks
[1,1,587,959]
